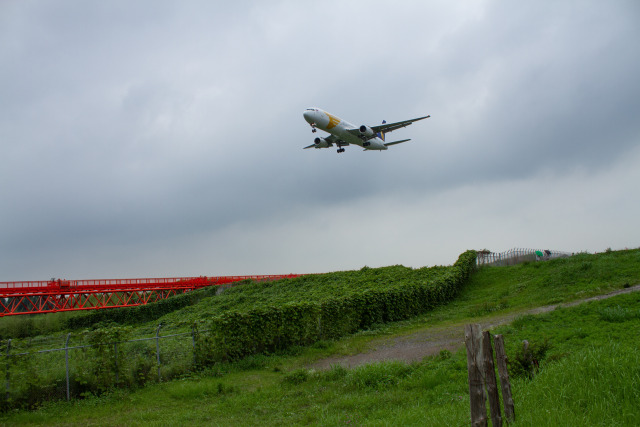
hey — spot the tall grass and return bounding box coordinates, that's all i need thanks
[512,343,640,426]
[0,311,83,339]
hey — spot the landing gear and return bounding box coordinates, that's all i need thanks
[363,141,371,147]
[337,148,345,153]
[311,123,317,133]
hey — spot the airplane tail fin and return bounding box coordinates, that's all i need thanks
[376,120,386,141]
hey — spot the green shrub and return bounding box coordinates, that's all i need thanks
[65,285,224,331]
[511,338,552,379]
[199,251,477,364]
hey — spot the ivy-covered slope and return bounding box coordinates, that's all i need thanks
[67,251,476,344]
[195,250,477,362]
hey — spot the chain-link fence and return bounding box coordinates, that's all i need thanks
[1,324,203,409]
[476,248,571,266]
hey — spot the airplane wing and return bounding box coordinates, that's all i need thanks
[370,115,430,134]
[344,114,430,140]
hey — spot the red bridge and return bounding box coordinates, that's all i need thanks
[0,274,302,317]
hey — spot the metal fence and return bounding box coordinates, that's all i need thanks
[2,324,203,407]
[476,248,572,266]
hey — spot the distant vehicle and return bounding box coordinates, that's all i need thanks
[303,107,430,153]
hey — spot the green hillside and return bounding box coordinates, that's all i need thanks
[0,254,468,339]
[1,248,639,425]
[0,251,475,409]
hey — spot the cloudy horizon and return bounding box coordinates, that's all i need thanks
[1,1,639,281]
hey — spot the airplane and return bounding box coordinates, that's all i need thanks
[303,107,430,153]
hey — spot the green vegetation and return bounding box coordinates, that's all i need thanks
[67,254,470,332]
[421,248,640,326]
[0,251,475,409]
[200,250,475,363]
[1,251,473,339]
[0,248,638,425]
[0,310,82,340]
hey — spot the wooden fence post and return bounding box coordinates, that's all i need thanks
[156,324,162,381]
[5,339,11,402]
[65,333,71,401]
[482,331,502,427]
[494,335,515,423]
[465,324,487,427]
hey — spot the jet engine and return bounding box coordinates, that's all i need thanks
[359,125,375,139]
[314,137,330,148]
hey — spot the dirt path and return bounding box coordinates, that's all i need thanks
[309,284,640,370]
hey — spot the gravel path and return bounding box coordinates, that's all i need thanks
[309,284,640,370]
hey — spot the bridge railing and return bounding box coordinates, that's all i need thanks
[0,274,304,316]
[0,274,303,294]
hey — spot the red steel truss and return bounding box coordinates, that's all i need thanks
[0,275,302,316]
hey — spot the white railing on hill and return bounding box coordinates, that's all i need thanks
[476,248,572,266]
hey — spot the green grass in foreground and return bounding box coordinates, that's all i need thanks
[2,249,639,426]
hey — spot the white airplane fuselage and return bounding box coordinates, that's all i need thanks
[303,108,388,150]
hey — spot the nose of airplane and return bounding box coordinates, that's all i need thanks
[303,110,314,123]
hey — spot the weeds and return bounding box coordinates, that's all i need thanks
[598,305,639,322]
[344,361,413,390]
[510,338,551,379]
[282,369,312,385]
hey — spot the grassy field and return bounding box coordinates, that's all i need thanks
[1,248,638,425]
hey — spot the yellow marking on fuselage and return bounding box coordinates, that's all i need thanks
[325,112,341,129]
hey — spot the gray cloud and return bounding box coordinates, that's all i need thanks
[1,1,639,280]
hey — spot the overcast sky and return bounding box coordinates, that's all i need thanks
[1,1,639,281]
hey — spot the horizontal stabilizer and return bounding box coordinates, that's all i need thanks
[383,138,411,147]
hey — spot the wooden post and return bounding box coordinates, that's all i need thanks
[482,331,502,427]
[494,335,515,423]
[465,324,487,427]
[65,333,71,401]
[5,339,11,402]
[156,324,162,382]
[114,342,119,385]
